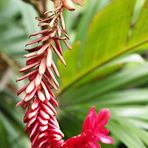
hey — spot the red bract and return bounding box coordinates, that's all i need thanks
[24,98,64,148]
[17,3,68,147]
[62,107,113,148]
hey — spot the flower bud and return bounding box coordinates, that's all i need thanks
[62,0,75,11]
[72,0,85,6]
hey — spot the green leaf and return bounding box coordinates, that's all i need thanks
[129,0,148,45]
[110,119,146,148]
[0,119,10,148]
[61,62,148,104]
[58,0,148,94]
[71,54,145,87]
[76,0,102,41]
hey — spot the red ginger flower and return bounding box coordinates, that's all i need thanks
[16,3,68,147]
[16,0,113,147]
[61,107,113,148]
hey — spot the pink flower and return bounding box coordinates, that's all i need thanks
[61,107,113,148]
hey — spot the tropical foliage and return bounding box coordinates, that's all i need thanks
[0,0,148,147]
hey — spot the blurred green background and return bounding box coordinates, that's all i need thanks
[0,0,148,148]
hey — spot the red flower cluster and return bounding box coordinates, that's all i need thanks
[62,107,113,148]
[17,0,113,147]
[23,98,64,148]
[16,5,68,147]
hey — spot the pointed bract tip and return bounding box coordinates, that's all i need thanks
[62,0,76,11]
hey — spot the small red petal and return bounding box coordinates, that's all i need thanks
[29,29,49,37]
[38,139,48,148]
[37,43,49,55]
[24,88,37,102]
[35,74,42,87]
[39,125,48,132]
[41,81,51,100]
[25,45,42,52]
[47,48,52,67]
[26,56,42,65]
[17,70,37,82]
[82,107,97,131]
[20,61,39,72]
[38,90,46,102]
[17,84,29,95]
[44,99,57,114]
[98,134,113,144]
[54,39,63,55]
[30,122,39,138]
[51,61,60,77]
[38,116,48,125]
[51,44,66,65]
[28,108,39,119]
[39,57,46,75]
[47,68,59,87]
[31,98,40,110]
[27,115,37,128]
[97,109,111,126]
[26,80,35,94]
[25,36,45,46]
[24,51,38,58]
[41,103,54,116]
[40,110,50,120]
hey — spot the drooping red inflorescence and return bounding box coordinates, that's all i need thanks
[17,0,113,148]
[16,3,68,147]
